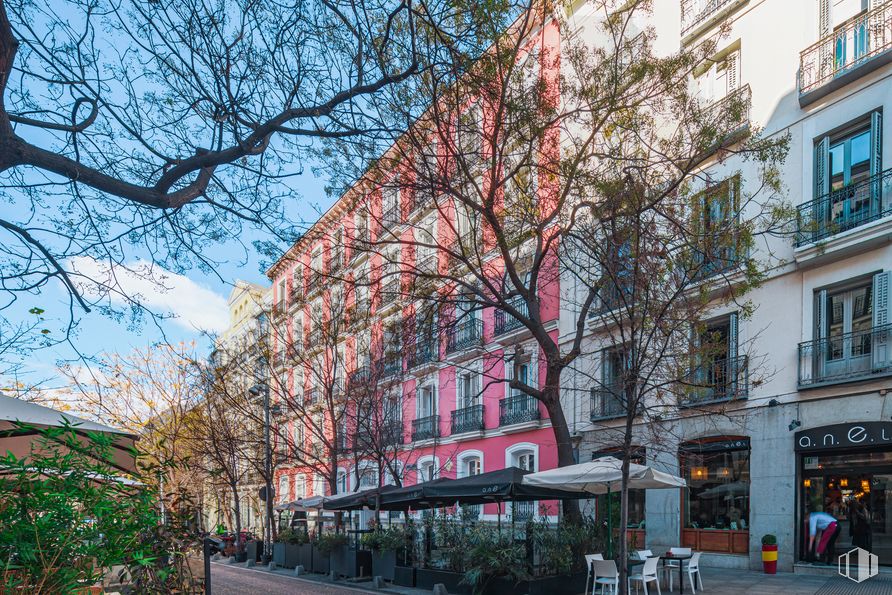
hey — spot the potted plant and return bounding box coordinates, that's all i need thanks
[312,533,345,574]
[362,526,408,582]
[761,534,778,574]
[278,528,309,569]
[329,533,371,578]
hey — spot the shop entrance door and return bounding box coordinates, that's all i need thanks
[800,451,892,565]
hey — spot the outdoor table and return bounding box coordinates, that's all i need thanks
[662,552,693,594]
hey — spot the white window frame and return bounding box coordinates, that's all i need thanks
[416,379,438,418]
[505,442,540,471]
[456,449,484,478]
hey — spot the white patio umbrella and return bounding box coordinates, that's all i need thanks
[522,456,686,556]
[0,393,138,474]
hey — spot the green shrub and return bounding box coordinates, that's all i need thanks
[761,534,777,546]
[314,532,348,554]
[461,526,529,595]
[278,528,309,545]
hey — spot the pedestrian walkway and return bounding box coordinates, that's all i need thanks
[212,560,892,594]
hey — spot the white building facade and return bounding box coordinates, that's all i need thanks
[560,0,892,572]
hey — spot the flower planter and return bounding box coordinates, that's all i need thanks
[393,565,416,587]
[415,568,471,594]
[371,549,397,581]
[331,545,372,578]
[311,545,331,574]
[284,543,302,568]
[762,543,778,574]
[273,542,286,567]
[298,543,314,569]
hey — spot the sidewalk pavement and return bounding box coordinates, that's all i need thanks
[213,560,892,594]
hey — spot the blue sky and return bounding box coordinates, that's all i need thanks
[5,167,334,390]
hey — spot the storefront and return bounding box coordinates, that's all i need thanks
[679,436,751,555]
[795,422,892,565]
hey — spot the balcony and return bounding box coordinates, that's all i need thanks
[307,272,323,294]
[590,383,631,421]
[591,281,631,317]
[798,324,892,388]
[451,404,485,435]
[411,414,440,441]
[348,365,372,391]
[416,254,439,275]
[382,204,401,227]
[335,433,350,454]
[702,84,751,149]
[799,3,892,105]
[381,355,402,378]
[682,355,749,406]
[494,298,529,336]
[407,339,439,369]
[499,394,541,426]
[446,318,483,354]
[380,278,401,305]
[681,0,748,41]
[354,420,404,449]
[305,388,320,406]
[511,500,537,522]
[795,167,892,247]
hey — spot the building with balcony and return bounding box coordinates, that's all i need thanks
[558,0,892,575]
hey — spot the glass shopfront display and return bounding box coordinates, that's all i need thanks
[679,437,750,554]
[796,422,892,566]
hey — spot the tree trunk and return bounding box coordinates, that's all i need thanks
[617,398,636,595]
[231,481,244,556]
[541,365,580,520]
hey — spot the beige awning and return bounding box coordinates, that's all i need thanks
[0,393,138,474]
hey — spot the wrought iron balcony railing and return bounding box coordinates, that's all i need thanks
[499,394,540,426]
[702,84,751,144]
[446,318,483,353]
[348,365,372,390]
[590,382,635,421]
[799,3,892,96]
[681,0,745,39]
[416,254,439,275]
[796,167,892,246]
[512,500,537,522]
[382,204,401,226]
[411,414,440,441]
[407,339,439,369]
[798,324,892,387]
[451,404,485,434]
[379,279,401,305]
[381,355,402,377]
[590,281,632,316]
[353,420,404,449]
[494,298,529,336]
[682,355,749,405]
[380,420,405,446]
[305,388,320,406]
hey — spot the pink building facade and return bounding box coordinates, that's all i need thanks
[267,18,564,522]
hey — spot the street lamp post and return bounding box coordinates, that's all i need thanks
[250,383,274,565]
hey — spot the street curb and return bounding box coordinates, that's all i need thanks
[210,560,402,594]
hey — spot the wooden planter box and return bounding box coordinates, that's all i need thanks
[681,528,748,554]
[311,546,331,574]
[371,549,397,581]
[331,545,372,578]
[273,543,286,567]
[393,565,416,587]
[626,528,646,550]
[415,568,471,594]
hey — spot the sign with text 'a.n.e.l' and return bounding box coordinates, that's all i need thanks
[794,422,892,452]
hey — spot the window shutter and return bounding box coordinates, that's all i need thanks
[818,0,832,79]
[726,51,739,93]
[728,312,740,397]
[872,271,891,370]
[870,111,883,210]
[813,136,831,242]
[504,355,513,399]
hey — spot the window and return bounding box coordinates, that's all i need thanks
[810,112,883,241]
[337,469,348,494]
[591,346,632,420]
[278,278,287,306]
[279,475,290,504]
[291,265,303,295]
[696,47,739,106]
[313,474,326,497]
[309,248,323,290]
[803,272,892,385]
[294,474,306,499]
[688,312,745,403]
[680,438,751,553]
[293,422,305,452]
[593,448,645,528]
[458,103,482,166]
[515,451,535,471]
[358,464,379,489]
[417,383,437,418]
[417,457,439,483]
[693,177,740,276]
[383,185,400,225]
[465,457,481,476]
[331,227,344,271]
[457,369,480,409]
[458,451,483,478]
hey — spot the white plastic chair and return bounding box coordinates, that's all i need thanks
[662,547,692,591]
[628,557,662,595]
[592,559,619,595]
[584,554,605,595]
[636,549,654,560]
[685,552,703,594]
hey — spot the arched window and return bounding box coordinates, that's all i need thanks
[457,450,484,478]
[336,468,348,494]
[416,455,440,483]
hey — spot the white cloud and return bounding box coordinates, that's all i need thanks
[69,257,229,334]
